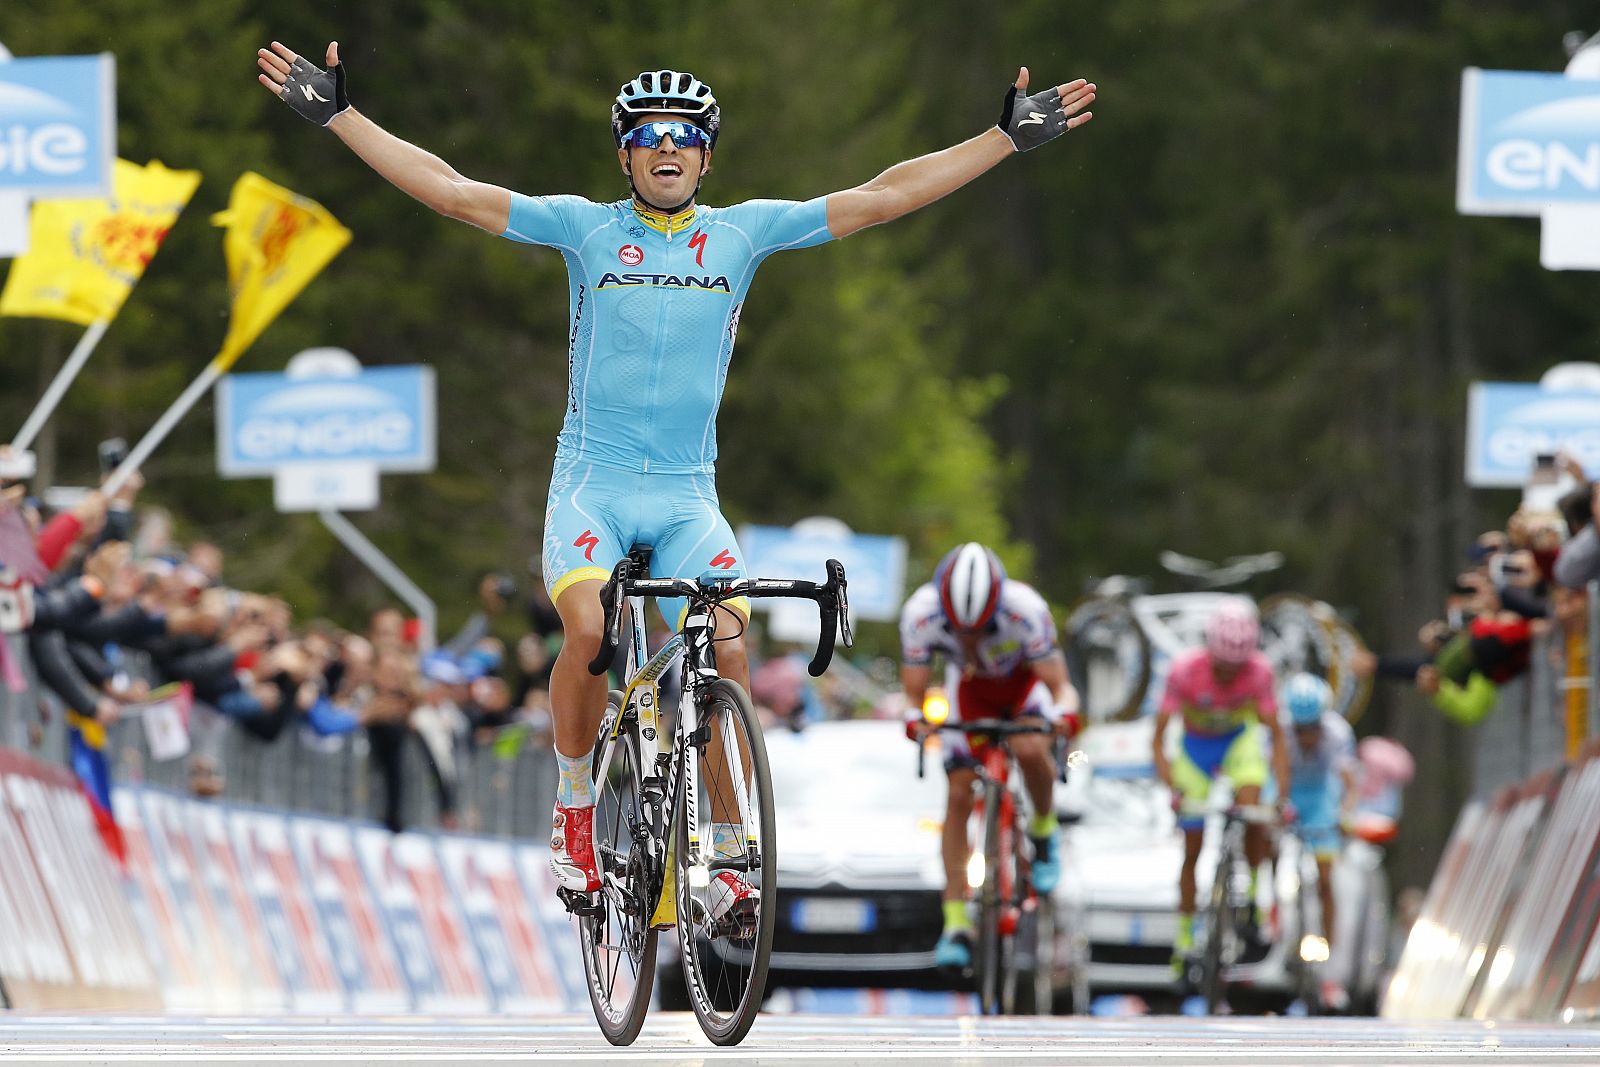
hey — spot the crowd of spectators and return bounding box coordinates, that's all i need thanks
[1355,452,1596,725]
[0,448,570,833]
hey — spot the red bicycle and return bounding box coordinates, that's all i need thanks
[916,717,1067,1015]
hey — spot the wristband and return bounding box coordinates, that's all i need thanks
[280,55,350,127]
[998,83,1071,152]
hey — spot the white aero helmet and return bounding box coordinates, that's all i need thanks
[612,69,720,147]
[935,542,1006,631]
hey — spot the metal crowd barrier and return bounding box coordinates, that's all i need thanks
[0,632,555,840]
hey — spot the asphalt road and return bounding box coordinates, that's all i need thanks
[4,1013,1600,1065]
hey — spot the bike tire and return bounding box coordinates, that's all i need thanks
[676,678,775,1046]
[1200,848,1231,1014]
[1064,595,1153,723]
[975,778,1006,1015]
[580,699,659,1046]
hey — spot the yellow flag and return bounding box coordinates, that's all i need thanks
[0,159,202,326]
[209,172,351,371]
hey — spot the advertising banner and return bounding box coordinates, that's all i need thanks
[355,827,489,1013]
[141,791,248,1010]
[112,790,205,1009]
[1458,69,1600,217]
[190,801,286,1011]
[0,755,78,1009]
[0,55,116,198]
[1465,381,1600,487]
[438,835,567,1011]
[739,519,906,622]
[0,747,158,1009]
[230,808,345,1011]
[1471,756,1600,1018]
[291,817,409,1012]
[216,365,437,477]
[512,842,587,1009]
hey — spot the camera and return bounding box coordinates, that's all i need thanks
[490,573,517,602]
[97,437,128,475]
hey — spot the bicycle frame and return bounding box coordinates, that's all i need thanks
[594,594,758,901]
[973,742,1032,923]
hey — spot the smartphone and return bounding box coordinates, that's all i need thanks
[1535,452,1558,469]
[97,437,128,475]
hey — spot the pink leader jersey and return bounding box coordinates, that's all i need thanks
[1159,647,1278,736]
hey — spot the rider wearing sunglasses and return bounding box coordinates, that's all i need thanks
[258,40,1096,905]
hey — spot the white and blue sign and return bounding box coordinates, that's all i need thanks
[1466,381,1600,487]
[0,54,115,197]
[216,365,436,476]
[738,519,906,622]
[1458,68,1600,216]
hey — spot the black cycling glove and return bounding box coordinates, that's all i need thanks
[998,82,1070,152]
[279,55,350,127]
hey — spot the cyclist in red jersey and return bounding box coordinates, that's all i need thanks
[901,543,1081,969]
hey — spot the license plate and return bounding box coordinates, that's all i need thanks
[791,897,877,934]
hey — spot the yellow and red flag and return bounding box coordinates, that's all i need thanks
[209,172,351,371]
[0,158,201,326]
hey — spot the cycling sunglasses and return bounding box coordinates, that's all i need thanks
[621,120,711,150]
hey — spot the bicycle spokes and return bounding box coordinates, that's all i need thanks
[579,722,658,1045]
[677,680,775,1046]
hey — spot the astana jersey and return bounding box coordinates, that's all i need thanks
[501,194,834,475]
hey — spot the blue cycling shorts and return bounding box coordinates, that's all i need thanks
[541,458,749,627]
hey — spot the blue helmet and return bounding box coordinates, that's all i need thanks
[612,69,720,147]
[1283,672,1332,726]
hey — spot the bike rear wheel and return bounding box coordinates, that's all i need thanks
[579,702,659,1046]
[676,679,775,1046]
[975,778,1008,1015]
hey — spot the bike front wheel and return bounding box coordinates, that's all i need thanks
[975,778,1008,1015]
[676,678,776,1046]
[580,701,659,1045]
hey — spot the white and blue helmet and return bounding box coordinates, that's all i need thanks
[612,70,720,147]
[1283,672,1333,726]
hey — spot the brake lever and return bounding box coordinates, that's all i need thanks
[826,558,853,647]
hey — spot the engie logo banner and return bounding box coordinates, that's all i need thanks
[1458,68,1600,216]
[1466,381,1600,487]
[0,55,115,197]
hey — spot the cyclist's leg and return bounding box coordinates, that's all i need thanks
[1222,726,1271,869]
[647,473,755,882]
[1171,734,1220,963]
[543,459,630,891]
[648,471,751,689]
[1002,678,1064,892]
[938,745,981,966]
[1222,726,1272,929]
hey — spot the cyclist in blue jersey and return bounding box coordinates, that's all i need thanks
[258,40,1097,901]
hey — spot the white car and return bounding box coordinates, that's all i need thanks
[657,718,949,1004]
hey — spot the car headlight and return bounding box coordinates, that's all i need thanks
[966,851,985,889]
[1299,935,1330,963]
[923,690,950,726]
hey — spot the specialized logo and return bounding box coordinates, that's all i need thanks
[709,549,737,570]
[689,229,708,268]
[575,530,600,562]
[597,271,731,292]
[1018,111,1046,127]
[298,84,330,103]
[618,244,644,266]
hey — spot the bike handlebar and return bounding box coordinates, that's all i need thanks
[587,557,852,678]
[913,718,1064,780]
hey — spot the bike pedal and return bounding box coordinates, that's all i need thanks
[557,887,603,918]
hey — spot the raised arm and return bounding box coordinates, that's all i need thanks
[256,41,512,234]
[825,67,1095,239]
